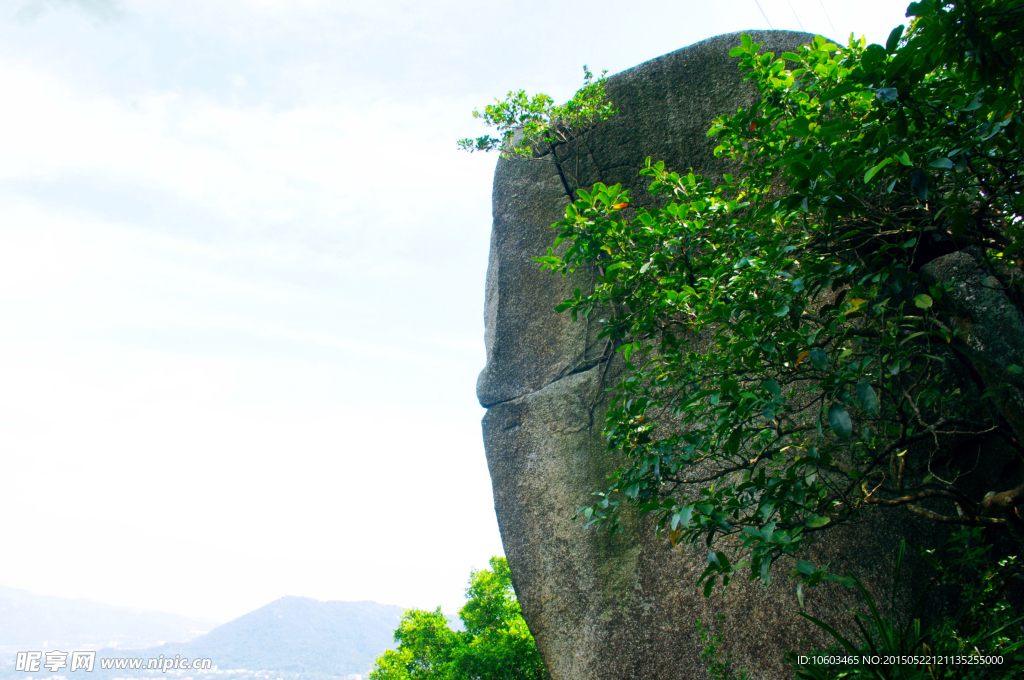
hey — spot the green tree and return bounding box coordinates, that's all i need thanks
[369,558,547,680]
[457,66,615,160]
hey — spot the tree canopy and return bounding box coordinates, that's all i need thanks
[368,558,547,680]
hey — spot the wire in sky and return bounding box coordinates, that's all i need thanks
[753,0,774,29]
[786,0,806,30]
[818,0,840,39]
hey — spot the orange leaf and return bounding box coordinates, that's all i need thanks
[749,121,758,131]
[795,351,810,368]
[612,202,629,209]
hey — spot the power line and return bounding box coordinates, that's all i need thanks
[786,0,806,31]
[753,0,774,29]
[818,0,840,39]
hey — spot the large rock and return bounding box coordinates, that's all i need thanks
[922,250,1024,443]
[477,32,930,679]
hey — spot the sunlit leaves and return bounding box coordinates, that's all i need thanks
[458,66,616,159]
[369,558,547,680]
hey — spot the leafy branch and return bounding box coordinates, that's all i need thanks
[457,66,616,159]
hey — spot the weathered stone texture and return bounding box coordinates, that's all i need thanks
[478,31,931,679]
[922,250,1024,442]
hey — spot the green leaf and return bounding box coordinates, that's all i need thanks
[886,24,905,52]
[864,157,893,183]
[764,380,781,397]
[856,380,880,415]
[828,403,853,440]
[789,161,812,180]
[959,96,983,112]
[820,83,861,101]
[805,515,831,528]
[791,116,812,137]
[673,504,695,529]
[929,157,953,169]
[824,574,857,588]
[809,348,828,371]
[1008,364,1023,375]
[911,168,928,201]
[895,150,912,166]
[863,44,886,71]
[914,294,933,309]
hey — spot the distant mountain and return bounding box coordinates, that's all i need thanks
[0,586,216,652]
[89,597,403,679]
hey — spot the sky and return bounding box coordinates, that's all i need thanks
[0,0,912,625]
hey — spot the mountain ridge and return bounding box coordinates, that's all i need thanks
[0,586,217,651]
[91,596,402,678]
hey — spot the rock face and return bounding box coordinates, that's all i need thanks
[477,32,930,679]
[922,250,1024,443]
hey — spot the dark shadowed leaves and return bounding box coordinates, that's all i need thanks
[911,169,929,201]
[809,348,828,371]
[856,380,880,415]
[828,403,853,440]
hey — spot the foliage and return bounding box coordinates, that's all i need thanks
[525,0,1024,594]
[457,66,616,160]
[695,614,750,680]
[368,558,547,680]
[790,531,1024,679]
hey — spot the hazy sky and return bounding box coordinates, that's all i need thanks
[1,0,911,624]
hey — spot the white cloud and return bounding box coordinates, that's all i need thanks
[0,21,499,621]
[16,0,122,23]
